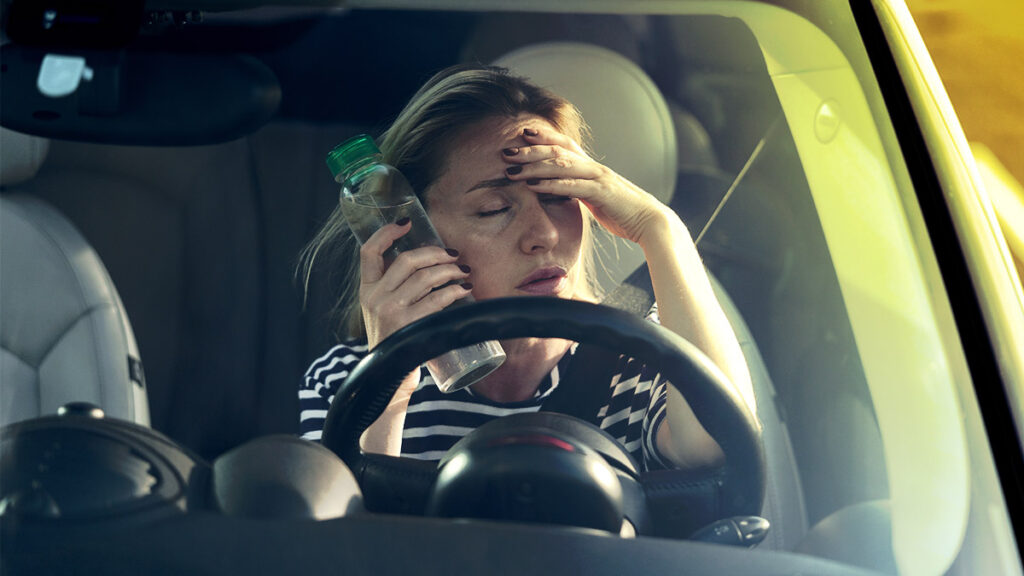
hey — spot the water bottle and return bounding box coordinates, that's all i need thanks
[326,134,506,393]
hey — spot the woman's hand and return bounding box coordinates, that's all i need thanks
[501,126,673,246]
[359,218,473,349]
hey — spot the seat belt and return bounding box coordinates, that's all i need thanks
[541,264,655,422]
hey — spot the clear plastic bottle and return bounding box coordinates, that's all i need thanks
[326,134,506,393]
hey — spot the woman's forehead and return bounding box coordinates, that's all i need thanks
[463,114,558,148]
[431,116,555,187]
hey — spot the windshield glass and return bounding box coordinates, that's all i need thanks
[1,1,1020,575]
[672,2,1017,573]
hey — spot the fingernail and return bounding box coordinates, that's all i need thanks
[462,282,474,291]
[523,128,539,136]
[458,264,471,273]
[502,147,519,156]
[395,217,411,226]
[506,165,522,175]
[526,179,540,186]
[446,248,460,257]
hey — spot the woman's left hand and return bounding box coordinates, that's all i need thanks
[501,126,672,245]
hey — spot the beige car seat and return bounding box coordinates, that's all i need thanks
[0,127,149,426]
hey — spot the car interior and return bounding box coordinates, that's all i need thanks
[0,5,918,575]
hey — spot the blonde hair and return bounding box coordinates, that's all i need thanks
[299,64,602,340]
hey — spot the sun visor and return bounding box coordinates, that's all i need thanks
[0,44,281,145]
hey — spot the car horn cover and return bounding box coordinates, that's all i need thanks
[427,419,625,533]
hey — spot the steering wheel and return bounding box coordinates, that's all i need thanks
[320,297,764,537]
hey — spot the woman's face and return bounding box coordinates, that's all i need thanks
[425,115,585,302]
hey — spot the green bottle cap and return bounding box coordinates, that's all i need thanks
[326,134,381,179]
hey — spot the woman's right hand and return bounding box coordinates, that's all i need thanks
[359,218,473,350]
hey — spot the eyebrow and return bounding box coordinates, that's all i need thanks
[465,177,515,194]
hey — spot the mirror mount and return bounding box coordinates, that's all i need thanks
[1,43,280,145]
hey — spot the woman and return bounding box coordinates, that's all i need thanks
[299,64,754,471]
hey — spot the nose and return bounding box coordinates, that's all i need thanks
[518,198,560,254]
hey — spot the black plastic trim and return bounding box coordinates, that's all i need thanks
[2,510,885,576]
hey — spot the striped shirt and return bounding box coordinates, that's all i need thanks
[299,306,672,471]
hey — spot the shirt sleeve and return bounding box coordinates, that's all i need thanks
[639,302,674,470]
[641,374,673,470]
[298,341,369,442]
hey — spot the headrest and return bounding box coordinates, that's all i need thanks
[0,127,49,187]
[494,42,677,204]
[463,14,644,68]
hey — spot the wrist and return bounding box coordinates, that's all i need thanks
[635,204,687,249]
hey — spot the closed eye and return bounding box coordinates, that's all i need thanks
[478,206,510,217]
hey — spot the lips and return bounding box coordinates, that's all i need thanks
[516,266,568,295]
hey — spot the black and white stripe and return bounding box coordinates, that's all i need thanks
[398,361,560,460]
[299,304,672,470]
[298,342,368,442]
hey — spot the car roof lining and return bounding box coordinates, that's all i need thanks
[0,10,761,143]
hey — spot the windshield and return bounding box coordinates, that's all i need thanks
[1,1,1020,575]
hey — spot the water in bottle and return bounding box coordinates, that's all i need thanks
[327,134,506,393]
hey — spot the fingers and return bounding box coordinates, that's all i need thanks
[520,126,588,156]
[406,281,474,317]
[502,128,602,187]
[359,225,472,347]
[374,244,463,293]
[503,144,584,168]
[502,126,665,244]
[361,269,471,348]
[359,219,413,284]
[363,273,471,333]
[505,154,605,185]
[501,126,585,166]
[502,148,605,203]
[382,255,470,305]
